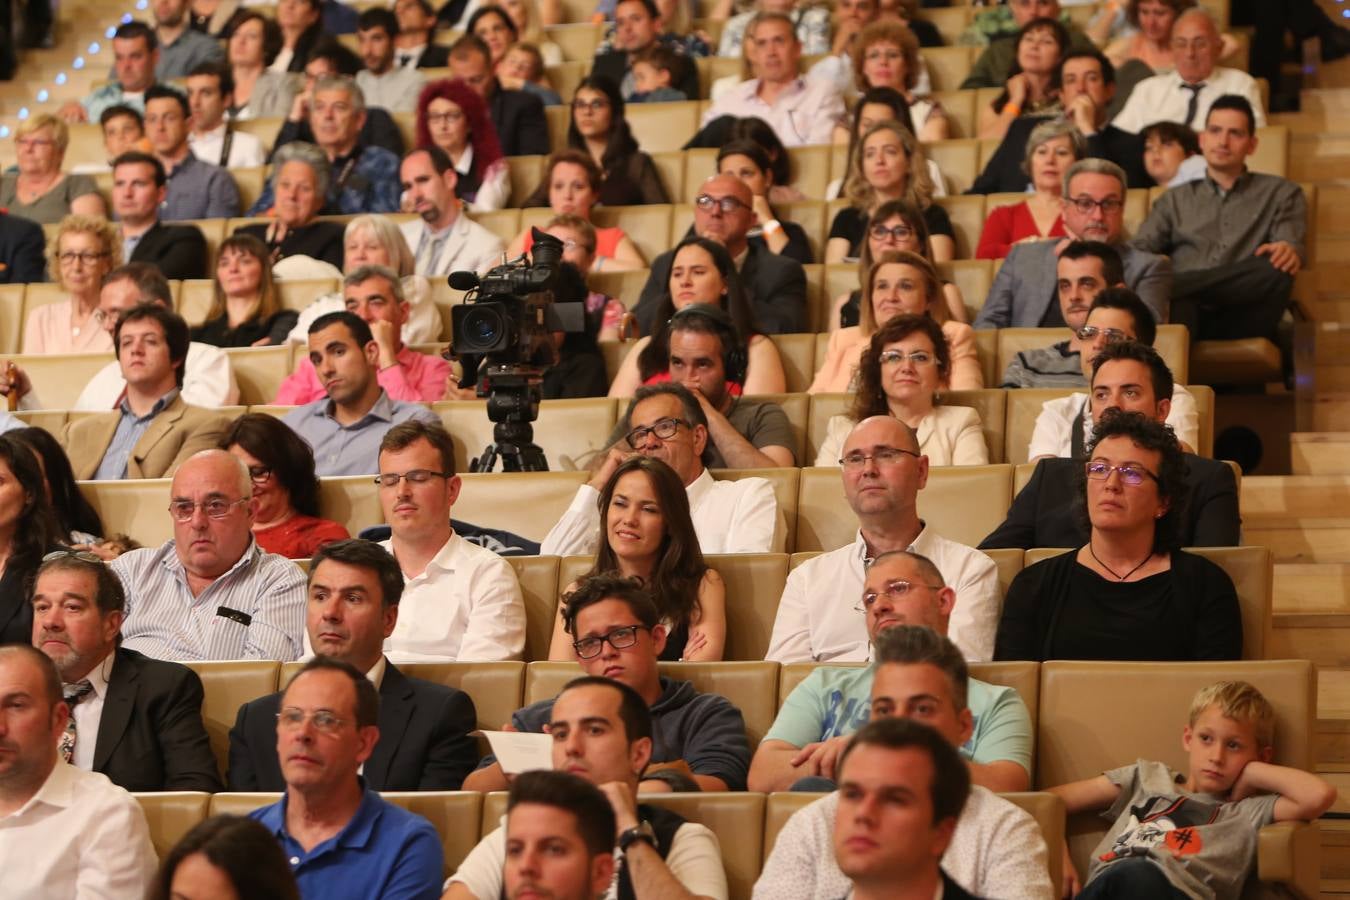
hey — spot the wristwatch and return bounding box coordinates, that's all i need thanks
[619,820,658,853]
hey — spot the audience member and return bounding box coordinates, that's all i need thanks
[975,120,1079,259]
[152,0,222,79]
[803,0,882,98]
[0,436,64,645]
[29,550,221,791]
[185,60,268,168]
[110,449,307,661]
[61,305,229,480]
[815,315,989,467]
[62,21,162,123]
[73,103,150,174]
[544,214,627,341]
[9,429,112,553]
[274,40,408,155]
[593,0,701,100]
[975,159,1171,328]
[450,674,729,899]
[226,10,295,120]
[1142,119,1205,187]
[26,215,119,355]
[153,815,301,900]
[467,5,519,69]
[499,0,563,65]
[719,0,829,58]
[0,645,157,896]
[768,416,1000,662]
[356,8,426,113]
[400,146,506,278]
[497,41,563,105]
[247,657,445,896]
[1,115,105,223]
[1104,0,1211,72]
[826,88,943,201]
[218,414,350,559]
[415,79,511,211]
[1133,95,1306,341]
[394,0,449,68]
[996,412,1242,661]
[194,234,299,347]
[235,143,346,268]
[144,85,241,220]
[0,211,46,284]
[544,383,785,555]
[976,17,1068,142]
[717,139,813,263]
[634,174,808,335]
[111,151,209,280]
[499,771,618,900]
[756,629,1050,898]
[835,21,947,143]
[228,539,478,790]
[628,43,690,102]
[512,149,647,270]
[272,0,325,74]
[960,0,1093,89]
[448,34,551,156]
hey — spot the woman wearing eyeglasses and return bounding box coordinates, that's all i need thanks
[995,412,1241,662]
[975,119,1082,260]
[815,315,988,468]
[218,414,349,559]
[24,215,120,355]
[547,456,725,662]
[0,434,65,645]
[415,79,511,212]
[811,250,982,395]
[508,149,647,272]
[1,115,105,224]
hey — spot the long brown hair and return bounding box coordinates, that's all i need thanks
[208,233,281,325]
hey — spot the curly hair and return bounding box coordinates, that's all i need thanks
[851,19,922,91]
[1081,410,1190,553]
[859,249,944,334]
[47,214,120,289]
[415,78,505,176]
[843,119,935,214]
[848,313,950,422]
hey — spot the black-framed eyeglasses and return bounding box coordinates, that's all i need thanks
[695,194,750,214]
[624,416,687,449]
[1067,196,1124,215]
[571,98,610,113]
[1085,461,1159,486]
[572,624,650,659]
[869,223,914,241]
[1075,325,1131,344]
[276,707,347,734]
[854,580,944,612]
[42,549,104,564]
[168,498,249,522]
[374,469,452,487]
[247,464,273,484]
[839,447,920,470]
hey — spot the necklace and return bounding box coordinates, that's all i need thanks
[1088,540,1153,582]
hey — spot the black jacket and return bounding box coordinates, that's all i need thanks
[488,85,551,157]
[415,44,450,68]
[227,660,479,791]
[968,115,1150,195]
[634,240,808,335]
[130,221,208,280]
[0,212,46,283]
[235,220,346,270]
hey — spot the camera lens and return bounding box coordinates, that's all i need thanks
[459,306,505,352]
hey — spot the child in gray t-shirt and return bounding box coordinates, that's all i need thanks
[1047,681,1336,900]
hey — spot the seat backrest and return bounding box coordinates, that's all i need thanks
[133,791,212,861]
[591,204,674,266]
[232,166,268,214]
[209,791,279,819]
[183,661,280,781]
[590,270,653,315]
[452,470,589,544]
[1249,125,1289,178]
[380,792,484,876]
[402,662,527,733]
[4,353,115,409]
[765,333,817,395]
[432,397,619,473]
[13,409,68,433]
[929,89,976,138]
[994,325,1191,388]
[1004,388,1075,465]
[317,474,385,536]
[274,278,338,314]
[1002,792,1065,896]
[0,284,24,354]
[178,279,214,326]
[650,150,685,200]
[645,792,766,900]
[507,555,561,664]
[747,393,808,465]
[781,203,827,271]
[711,467,798,553]
[984,547,1024,606]
[934,192,986,253]
[627,101,702,152]
[80,477,175,547]
[223,345,292,405]
[762,791,820,862]
[473,208,523,247]
[945,389,1008,465]
[506,156,544,207]
[924,46,978,92]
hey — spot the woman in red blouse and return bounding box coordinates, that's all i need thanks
[975,119,1084,260]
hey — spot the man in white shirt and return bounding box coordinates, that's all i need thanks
[400,146,505,279]
[700,11,845,147]
[185,61,267,169]
[541,383,785,556]
[377,419,525,662]
[0,645,157,897]
[445,676,729,900]
[1112,8,1266,134]
[356,7,426,113]
[767,415,999,663]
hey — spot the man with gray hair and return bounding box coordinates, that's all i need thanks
[235,142,346,268]
[248,75,400,215]
[975,158,1172,328]
[274,264,450,404]
[110,449,308,662]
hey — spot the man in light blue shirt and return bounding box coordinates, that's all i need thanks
[282,310,440,476]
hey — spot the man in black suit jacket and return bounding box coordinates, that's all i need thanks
[111,151,208,280]
[30,551,221,792]
[633,174,807,335]
[0,211,45,284]
[227,539,479,791]
[591,0,700,100]
[393,0,450,68]
[448,34,550,156]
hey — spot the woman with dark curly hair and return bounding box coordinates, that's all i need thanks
[548,456,725,662]
[219,414,349,559]
[995,409,1242,662]
[814,314,988,467]
[0,434,64,644]
[416,78,510,211]
[154,815,299,900]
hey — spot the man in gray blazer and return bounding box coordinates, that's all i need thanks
[975,159,1172,329]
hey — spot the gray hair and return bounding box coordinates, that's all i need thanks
[271,141,331,199]
[1174,6,1219,37]
[344,263,405,303]
[344,215,416,277]
[1062,157,1127,197]
[1022,119,1087,177]
[313,74,365,115]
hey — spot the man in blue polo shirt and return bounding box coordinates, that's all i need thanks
[249,656,443,899]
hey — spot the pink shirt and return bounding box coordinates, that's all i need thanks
[274,345,451,404]
[23,299,115,355]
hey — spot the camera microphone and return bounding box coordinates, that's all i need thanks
[447,271,480,291]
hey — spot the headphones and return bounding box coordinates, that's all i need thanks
[666,303,749,387]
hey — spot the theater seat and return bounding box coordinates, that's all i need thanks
[380,792,484,876]
[133,791,211,860]
[432,397,619,473]
[505,156,544,208]
[745,393,807,464]
[453,470,589,544]
[928,142,981,197]
[276,278,339,314]
[934,194,985,257]
[643,792,766,900]
[923,46,979,93]
[993,325,1191,387]
[316,474,385,537]
[396,663,527,735]
[508,555,561,663]
[763,333,816,396]
[1190,337,1284,386]
[79,477,175,547]
[2,352,111,409]
[627,102,702,153]
[0,284,25,354]
[183,660,280,782]
[177,279,214,327]
[13,409,67,433]
[591,204,674,267]
[224,345,292,405]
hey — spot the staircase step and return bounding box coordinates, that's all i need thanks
[1293,435,1350,475]
[1312,395,1350,433]
[1276,564,1350,610]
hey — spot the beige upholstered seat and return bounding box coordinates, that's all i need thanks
[432,397,619,473]
[223,345,292,405]
[133,791,212,860]
[453,470,589,544]
[183,661,280,781]
[3,353,115,409]
[79,477,175,547]
[316,475,385,537]
[508,555,561,664]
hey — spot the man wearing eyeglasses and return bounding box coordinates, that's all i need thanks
[462,574,750,799]
[29,549,221,792]
[248,657,445,898]
[766,415,999,665]
[110,449,307,661]
[976,159,1172,329]
[227,538,480,790]
[981,342,1239,550]
[60,304,230,481]
[397,146,504,279]
[754,558,1031,797]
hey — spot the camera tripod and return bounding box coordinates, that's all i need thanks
[469,367,550,473]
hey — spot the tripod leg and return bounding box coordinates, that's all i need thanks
[472,444,500,473]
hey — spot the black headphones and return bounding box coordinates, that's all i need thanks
[666,303,749,388]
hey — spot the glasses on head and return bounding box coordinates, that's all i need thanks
[168,497,249,522]
[276,707,348,734]
[1085,461,1159,486]
[839,447,919,469]
[246,464,273,484]
[42,549,104,564]
[426,110,464,125]
[1075,325,1130,344]
[625,416,687,449]
[374,469,451,487]
[878,349,935,367]
[1067,196,1124,215]
[854,580,943,612]
[869,223,914,242]
[695,194,750,214]
[59,251,110,266]
[572,624,650,659]
[572,98,610,113]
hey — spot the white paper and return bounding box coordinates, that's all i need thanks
[482,730,554,774]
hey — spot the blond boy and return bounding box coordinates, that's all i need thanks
[1049,681,1335,900]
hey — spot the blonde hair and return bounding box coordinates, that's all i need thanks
[47,214,120,289]
[16,114,69,154]
[1189,680,1276,749]
[344,215,416,277]
[859,249,944,335]
[843,120,934,214]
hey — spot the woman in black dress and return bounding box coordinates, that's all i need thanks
[0,434,65,645]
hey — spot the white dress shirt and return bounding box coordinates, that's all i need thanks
[69,341,240,411]
[1111,66,1266,134]
[540,469,786,557]
[380,532,526,662]
[66,658,111,770]
[189,122,267,168]
[0,762,157,899]
[400,211,505,279]
[1026,384,1199,460]
[766,527,1002,663]
[454,144,512,213]
[752,788,1054,900]
[356,66,426,113]
[700,76,846,147]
